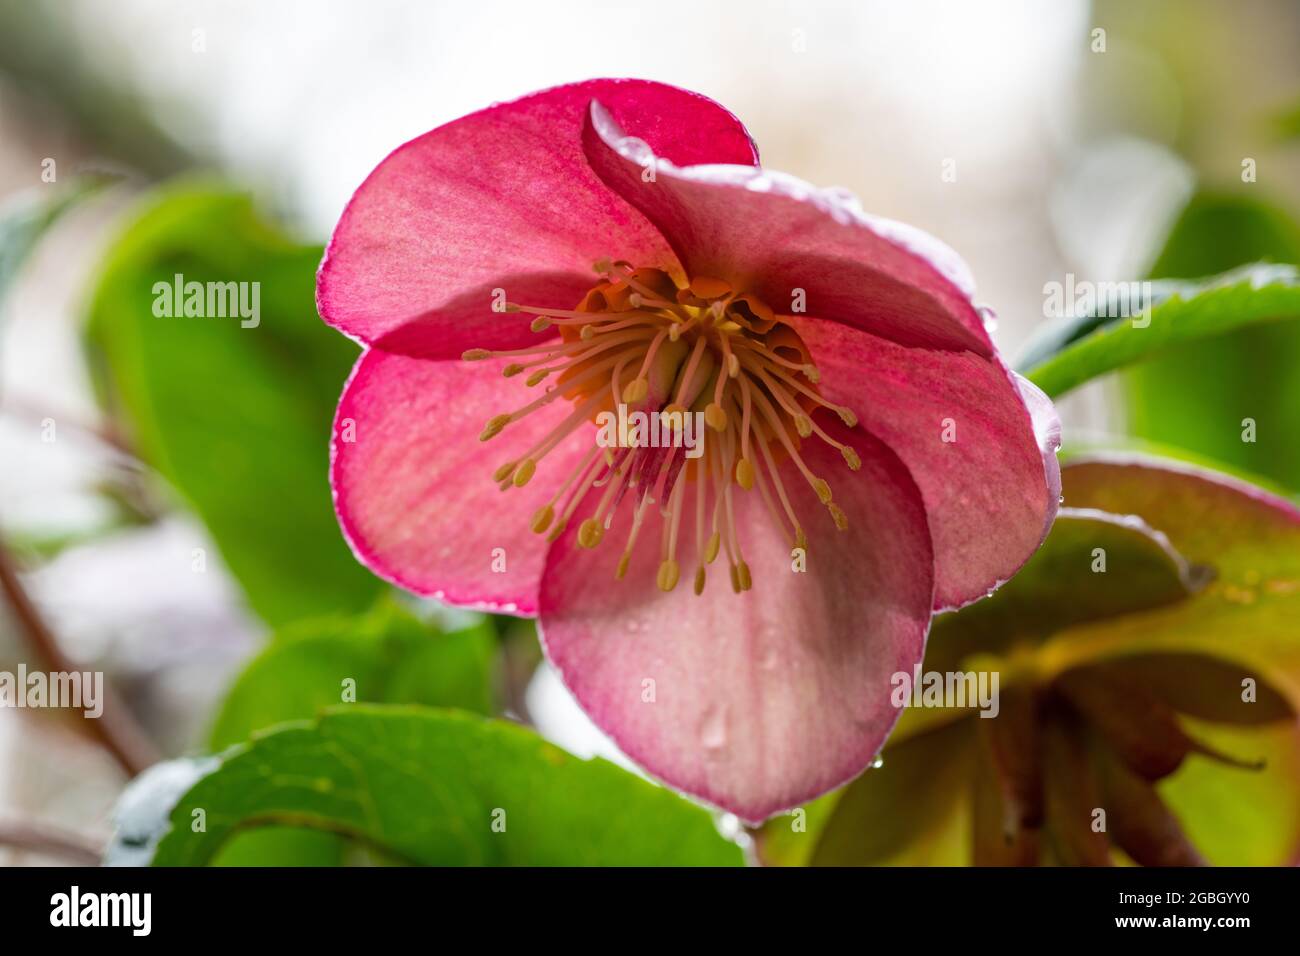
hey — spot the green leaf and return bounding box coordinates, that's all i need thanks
[1019,263,1300,399]
[1041,457,1300,708]
[147,706,742,866]
[84,182,380,625]
[1122,193,1300,491]
[210,600,496,749]
[207,599,496,865]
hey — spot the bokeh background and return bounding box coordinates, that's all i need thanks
[2,0,1298,863]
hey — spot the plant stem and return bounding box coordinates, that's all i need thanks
[0,818,102,865]
[0,540,160,777]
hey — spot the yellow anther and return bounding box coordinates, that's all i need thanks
[471,269,847,594]
[812,478,832,504]
[622,377,649,403]
[530,504,554,534]
[512,459,537,487]
[480,414,511,441]
[690,275,732,298]
[577,517,604,549]
[735,458,755,490]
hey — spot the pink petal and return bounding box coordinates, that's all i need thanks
[582,101,993,355]
[794,318,1060,610]
[331,348,590,614]
[318,79,758,359]
[538,427,934,823]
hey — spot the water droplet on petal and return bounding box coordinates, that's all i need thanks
[699,704,729,754]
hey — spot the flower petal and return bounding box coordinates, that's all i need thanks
[793,318,1060,610]
[331,347,589,614]
[582,101,992,355]
[318,79,759,358]
[537,428,934,823]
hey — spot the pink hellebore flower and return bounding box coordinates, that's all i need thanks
[318,79,1061,823]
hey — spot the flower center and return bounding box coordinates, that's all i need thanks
[462,261,861,595]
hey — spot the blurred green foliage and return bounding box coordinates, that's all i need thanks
[84,184,382,625]
[1124,192,1300,491]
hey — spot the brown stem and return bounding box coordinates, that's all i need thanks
[0,540,160,776]
[0,818,102,865]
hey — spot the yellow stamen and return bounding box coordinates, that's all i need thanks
[704,531,721,564]
[513,459,537,487]
[735,458,755,490]
[480,414,511,441]
[463,265,861,593]
[530,505,554,534]
[812,478,832,504]
[622,377,649,403]
[577,517,604,549]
